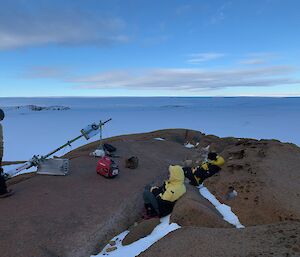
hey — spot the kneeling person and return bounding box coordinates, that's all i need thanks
[183,152,225,186]
[143,165,186,218]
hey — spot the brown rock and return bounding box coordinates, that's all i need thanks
[106,246,117,252]
[1,129,202,257]
[171,198,230,228]
[3,128,300,257]
[122,218,160,246]
[139,222,300,257]
[170,185,230,228]
[206,138,300,226]
[109,240,116,246]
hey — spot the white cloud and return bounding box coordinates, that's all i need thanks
[0,2,128,50]
[187,52,226,64]
[240,59,266,65]
[67,65,300,92]
[239,52,278,65]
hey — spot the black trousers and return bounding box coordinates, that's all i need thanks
[143,189,159,214]
[0,173,8,195]
[182,167,201,186]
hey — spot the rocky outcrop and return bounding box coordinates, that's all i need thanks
[2,129,300,257]
[170,185,230,228]
[15,105,70,111]
[122,218,160,246]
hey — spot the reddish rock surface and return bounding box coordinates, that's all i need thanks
[170,185,230,228]
[1,129,300,257]
[122,218,160,246]
[1,129,199,257]
[139,222,300,257]
[206,139,300,226]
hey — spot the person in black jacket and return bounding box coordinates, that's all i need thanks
[183,152,225,186]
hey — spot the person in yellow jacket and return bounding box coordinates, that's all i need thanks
[143,165,186,218]
[183,152,225,186]
[0,108,13,198]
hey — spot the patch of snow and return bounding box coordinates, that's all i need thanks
[154,137,165,141]
[3,163,37,177]
[198,185,245,229]
[91,215,180,257]
[184,142,195,148]
[89,149,105,157]
[226,190,238,200]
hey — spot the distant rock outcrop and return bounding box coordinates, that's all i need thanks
[15,105,70,111]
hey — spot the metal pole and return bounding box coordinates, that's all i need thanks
[43,119,111,159]
[101,118,112,126]
[42,134,84,159]
[99,120,103,149]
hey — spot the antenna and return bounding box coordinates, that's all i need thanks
[5,118,112,178]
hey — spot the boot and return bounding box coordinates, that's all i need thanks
[0,189,14,198]
[0,170,12,198]
[142,204,159,219]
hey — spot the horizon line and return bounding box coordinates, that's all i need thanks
[0,95,300,98]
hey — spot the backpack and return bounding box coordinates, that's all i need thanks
[103,143,117,153]
[96,156,119,178]
[125,156,139,169]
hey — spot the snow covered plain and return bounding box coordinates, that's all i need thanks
[1,97,300,162]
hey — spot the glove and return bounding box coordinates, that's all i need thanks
[150,186,159,192]
[0,159,11,180]
[0,167,9,180]
[3,173,11,180]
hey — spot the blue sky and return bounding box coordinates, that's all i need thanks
[0,0,299,97]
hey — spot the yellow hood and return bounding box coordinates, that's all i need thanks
[168,165,185,184]
[210,156,225,167]
[160,165,186,202]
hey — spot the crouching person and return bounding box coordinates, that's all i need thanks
[143,165,186,218]
[183,152,225,187]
